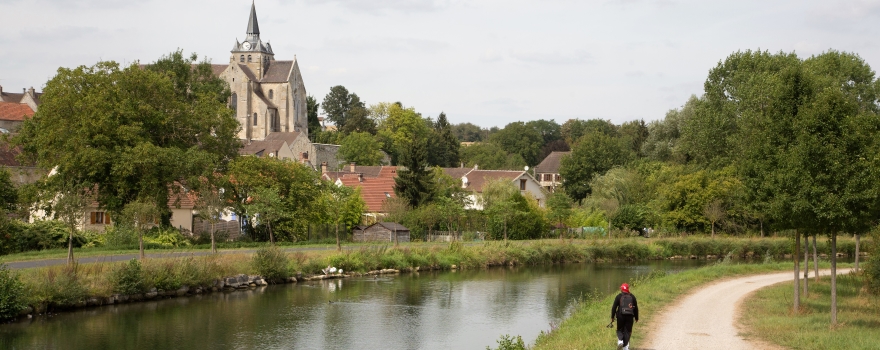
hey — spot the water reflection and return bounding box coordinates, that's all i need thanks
[0,260,707,349]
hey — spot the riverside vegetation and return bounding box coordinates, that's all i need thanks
[0,236,870,322]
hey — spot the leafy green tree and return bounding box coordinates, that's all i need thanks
[339,132,384,166]
[312,130,344,145]
[642,101,690,163]
[13,51,240,217]
[322,85,365,131]
[53,183,89,265]
[481,179,546,240]
[316,184,365,251]
[526,119,562,145]
[427,112,461,167]
[619,119,649,157]
[339,106,377,135]
[193,182,226,254]
[120,199,161,260]
[0,168,16,214]
[394,139,435,208]
[307,95,321,140]
[225,156,321,242]
[490,121,544,166]
[451,122,486,142]
[559,130,633,203]
[459,143,526,170]
[546,192,573,240]
[376,103,431,164]
[561,119,618,146]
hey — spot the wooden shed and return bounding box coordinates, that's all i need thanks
[352,222,410,243]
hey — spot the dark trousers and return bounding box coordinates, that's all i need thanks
[616,315,634,346]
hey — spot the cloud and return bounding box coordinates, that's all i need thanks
[479,49,503,63]
[301,0,453,14]
[20,26,101,43]
[323,36,449,54]
[510,50,594,65]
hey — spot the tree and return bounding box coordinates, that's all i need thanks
[13,51,240,218]
[459,142,526,170]
[394,139,435,208]
[316,183,365,251]
[561,119,618,146]
[0,168,16,214]
[546,192,573,241]
[559,130,633,203]
[526,119,562,145]
[193,183,226,254]
[490,121,544,166]
[451,122,486,142]
[53,184,89,265]
[619,119,649,157]
[642,101,689,163]
[307,95,321,139]
[121,199,161,260]
[245,186,284,245]
[322,85,364,131]
[339,132,384,166]
[339,106,377,135]
[427,112,461,167]
[703,199,726,238]
[375,103,431,164]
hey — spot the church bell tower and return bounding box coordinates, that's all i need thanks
[230,2,275,79]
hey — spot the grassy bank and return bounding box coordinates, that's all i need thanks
[2,237,866,319]
[1,236,866,264]
[531,261,852,349]
[740,270,879,350]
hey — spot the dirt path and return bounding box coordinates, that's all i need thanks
[642,268,851,350]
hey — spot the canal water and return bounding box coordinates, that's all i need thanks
[0,260,708,349]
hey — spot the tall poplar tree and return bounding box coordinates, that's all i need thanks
[394,139,435,208]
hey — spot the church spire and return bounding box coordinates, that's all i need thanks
[247,2,260,35]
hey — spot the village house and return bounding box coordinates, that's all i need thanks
[442,166,547,210]
[533,151,569,193]
[0,86,40,133]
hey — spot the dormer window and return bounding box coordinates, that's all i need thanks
[248,55,252,62]
[240,55,244,63]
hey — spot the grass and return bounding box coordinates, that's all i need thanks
[532,260,853,349]
[740,269,880,350]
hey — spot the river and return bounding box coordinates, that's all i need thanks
[0,260,708,349]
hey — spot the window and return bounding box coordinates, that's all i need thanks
[268,90,273,99]
[90,212,110,225]
[520,179,527,191]
[231,93,237,112]
[248,55,252,62]
[253,113,258,126]
[240,55,244,62]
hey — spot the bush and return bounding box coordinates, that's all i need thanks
[866,253,880,295]
[0,264,26,320]
[144,227,191,248]
[110,259,146,295]
[103,226,139,248]
[487,334,526,350]
[252,246,290,282]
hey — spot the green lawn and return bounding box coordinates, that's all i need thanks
[740,269,879,350]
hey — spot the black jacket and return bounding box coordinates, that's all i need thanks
[611,292,639,321]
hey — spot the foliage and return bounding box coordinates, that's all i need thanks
[339,105,377,135]
[375,102,432,164]
[0,168,17,214]
[560,118,618,146]
[307,95,321,140]
[251,246,291,282]
[394,139,435,208]
[13,51,240,215]
[427,112,461,167]
[490,121,544,166]
[322,85,365,131]
[560,130,633,202]
[339,132,384,166]
[452,122,487,142]
[109,259,145,295]
[459,142,526,170]
[0,264,26,320]
[487,334,526,350]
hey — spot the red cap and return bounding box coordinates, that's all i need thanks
[621,283,629,293]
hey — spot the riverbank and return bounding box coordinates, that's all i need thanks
[0,237,867,321]
[740,270,878,350]
[531,261,853,349]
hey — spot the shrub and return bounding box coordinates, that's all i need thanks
[110,259,146,295]
[0,264,26,320]
[144,227,191,248]
[866,253,880,295]
[103,226,139,248]
[487,334,526,350]
[252,246,290,282]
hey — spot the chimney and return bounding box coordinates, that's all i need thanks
[358,173,363,182]
[350,162,356,172]
[0,85,3,94]
[474,164,479,170]
[321,162,328,173]
[27,87,35,98]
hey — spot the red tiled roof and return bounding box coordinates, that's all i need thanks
[0,142,24,166]
[441,167,472,179]
[338,176,397,213]
[0,102,34,121]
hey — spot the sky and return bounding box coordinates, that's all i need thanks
[2,0,880,128]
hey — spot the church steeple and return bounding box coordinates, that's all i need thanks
[247,2,260,36]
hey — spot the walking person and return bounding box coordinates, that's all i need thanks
[611,283,639,350]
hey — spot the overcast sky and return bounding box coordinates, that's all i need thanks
[2,0,879,127]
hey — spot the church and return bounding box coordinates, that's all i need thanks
[212,3,343,170]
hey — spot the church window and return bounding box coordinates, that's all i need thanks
[231,93,238,112]
[254,113,258,126]
[268,90,273,99]
[248,55,252,62]
[240,55,244,62]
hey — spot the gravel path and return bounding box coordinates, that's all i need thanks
[642,268,851,350]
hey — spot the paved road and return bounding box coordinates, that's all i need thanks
[644,268,852,350]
